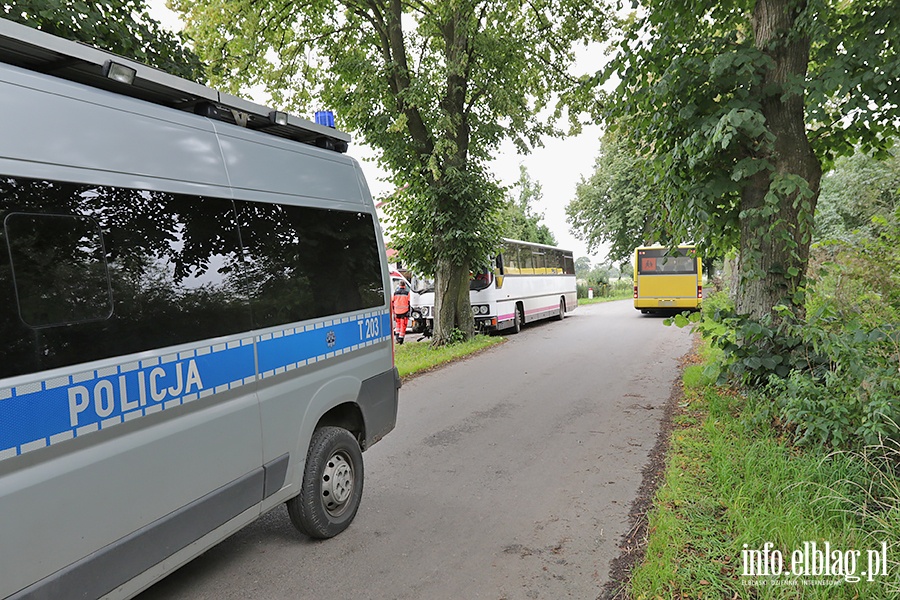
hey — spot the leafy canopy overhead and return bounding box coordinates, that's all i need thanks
[598,0,898,319]
[814,146,900,243]
[601,0,899,257]
[566,132,660,263]
[2,0,203,81]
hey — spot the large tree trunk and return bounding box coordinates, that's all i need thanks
[429,7,475,346]
[433,257,474,344]
[735,0,822,319]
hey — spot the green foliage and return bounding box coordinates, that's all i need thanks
[394,333,503,378]
[691,298,814,385]
[576,278,631,300]
[599,0,900,320]
[566,131,661,262]
[3,0,203,81]
[628,354,897,598]
[499,165,557,246]
[444,327,468,346]
[574,256,592,279]
[384,171,505,278]
[678,171,900,450]
[814,146,900,243]
[576,260,631,299]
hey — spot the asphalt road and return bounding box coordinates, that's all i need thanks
[138,299,693,600]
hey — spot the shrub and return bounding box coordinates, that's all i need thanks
[687,290,900,449]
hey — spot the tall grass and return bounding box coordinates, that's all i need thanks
[626,356,900,599]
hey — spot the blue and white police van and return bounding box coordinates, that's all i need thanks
[0,18,400,600]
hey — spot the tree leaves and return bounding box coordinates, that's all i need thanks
[3,0,204,81]
[596,0,899,320]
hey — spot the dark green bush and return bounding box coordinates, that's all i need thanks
[688,290,900,448]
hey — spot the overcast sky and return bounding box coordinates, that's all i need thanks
[147,1,610,264]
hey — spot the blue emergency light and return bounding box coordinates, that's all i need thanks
[315,110,336,128]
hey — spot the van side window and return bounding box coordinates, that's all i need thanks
[4,212,113,327]
[235,201,384,328]
[0,176,387,380]
[0,176,252,379]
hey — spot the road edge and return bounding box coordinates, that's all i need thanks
[599,335,700,600]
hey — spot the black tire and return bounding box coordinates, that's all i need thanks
[554,297,565,321]
[287,426,364,539]
[510,304,524,334]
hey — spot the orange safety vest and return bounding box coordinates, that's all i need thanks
[392,288,410,315]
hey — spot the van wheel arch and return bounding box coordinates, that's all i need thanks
[316,402,366,448]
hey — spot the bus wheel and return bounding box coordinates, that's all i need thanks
[287,426,364,539]
[555,298,565,321]
[511,304,524,334]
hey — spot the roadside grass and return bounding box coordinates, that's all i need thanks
[627,344,900,599]
[394,334,505,378]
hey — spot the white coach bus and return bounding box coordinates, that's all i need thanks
[417,238,577,334]
[0,19,399,600]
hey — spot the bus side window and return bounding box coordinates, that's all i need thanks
[532,251,545,273]
[504,244,521,274]
[564,253,575,275]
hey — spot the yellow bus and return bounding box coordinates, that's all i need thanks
[633,245,702,314]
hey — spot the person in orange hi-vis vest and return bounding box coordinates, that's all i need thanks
[391,280,411,344]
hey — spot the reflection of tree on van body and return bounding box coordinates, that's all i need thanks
[0,177,250,378]
[234,201,384,327]
[4,212,112,326]
[0,175,384,379]
[0,178,240,284]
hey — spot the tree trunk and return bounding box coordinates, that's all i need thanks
[433,257,474,345]
[428,6,476,346]
[735,0,822,319]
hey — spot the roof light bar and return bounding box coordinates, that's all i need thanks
[0,18,352,152]
[268,111,289,126]
[102,60,136,85]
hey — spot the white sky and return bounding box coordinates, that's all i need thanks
[147,1,610,264]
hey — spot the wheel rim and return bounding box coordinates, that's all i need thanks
[321,450,354,516]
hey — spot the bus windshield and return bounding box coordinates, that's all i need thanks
[637,248,698,275]
[470,269,493,291]
[412,275,435,294]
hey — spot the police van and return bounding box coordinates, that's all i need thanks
[0,18,400,600]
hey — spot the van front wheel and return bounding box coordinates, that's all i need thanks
[287,426,364,539]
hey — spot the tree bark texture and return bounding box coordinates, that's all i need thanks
[736,0,822,319]
[433,257,475,344]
